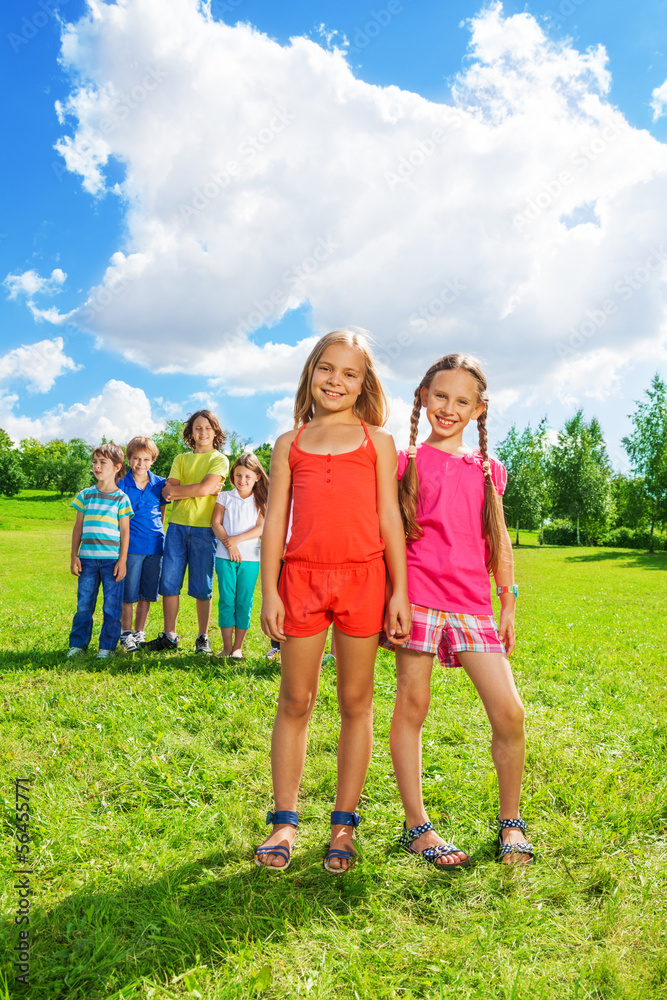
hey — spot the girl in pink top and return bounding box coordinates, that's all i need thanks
[390,354,534,867]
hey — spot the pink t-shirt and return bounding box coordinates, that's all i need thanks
[398,444,507,615]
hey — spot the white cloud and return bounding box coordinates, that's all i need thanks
[4,268,66,300]
[0,337,79,393]
[0,379,161,444]
[266,395,294,438]
[651,79,667,121]
[20,0,667,416]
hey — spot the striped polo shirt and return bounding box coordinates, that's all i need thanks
[71,485,134,559]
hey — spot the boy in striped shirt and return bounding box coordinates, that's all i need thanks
[67,444,134,659]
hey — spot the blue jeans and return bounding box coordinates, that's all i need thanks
[69,558,124,651]
[158,523,217,601]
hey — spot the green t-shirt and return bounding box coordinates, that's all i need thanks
[168,451,229,527]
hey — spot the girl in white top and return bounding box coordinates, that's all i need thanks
[212,453,269,658]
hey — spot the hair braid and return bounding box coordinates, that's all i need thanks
[477,406,505,574]
[398,387,424,540]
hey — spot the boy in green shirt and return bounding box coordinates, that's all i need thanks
[146,410,229,653]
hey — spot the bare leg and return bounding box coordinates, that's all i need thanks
[457,651,527,864]
[326,628,378,870]
[134,599,151,632]
[232,627,248,654]
[121,603,134,632]
[196,598,212,635]
[256,630,327,867]
[220,627,233,656]
[162,594,179,633]
[390,648,468,866]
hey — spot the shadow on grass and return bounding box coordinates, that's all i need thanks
[0,651,281,680]
[564,548,667,570]
[2,850,382,999]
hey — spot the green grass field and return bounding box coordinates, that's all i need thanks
[0,493,666,999]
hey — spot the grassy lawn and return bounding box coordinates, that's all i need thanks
[0,493,666,999]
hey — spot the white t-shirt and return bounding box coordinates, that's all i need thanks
[215,489,262,561]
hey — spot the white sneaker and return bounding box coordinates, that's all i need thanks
[67,647,85,658]
[132,630,146,647]
[96,649,114,659]
[120,632,138,653]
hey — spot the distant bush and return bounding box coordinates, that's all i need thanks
[600,527,666,551]
[541,519,580,546]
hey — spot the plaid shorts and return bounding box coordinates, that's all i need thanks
[383,602,505,668]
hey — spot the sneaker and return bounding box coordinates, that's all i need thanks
[132,630,146,647]
[145,632,179,651]
[195,634,212,655]
[266,647,280,664]
[96,649,114,660]
[67,647,85,658]
[120,632,138,653]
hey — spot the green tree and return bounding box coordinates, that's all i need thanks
[18,438,48,488]
[497,419,549,544]
[548,411,614,545]
[57,439,93,495]
[0,451,26,497]
[254,442,273,476]
[152,420,185,478]
[610,472,652,530]
[622,373,667,552]
[0,428,14,453]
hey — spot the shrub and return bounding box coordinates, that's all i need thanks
[541,519,580,545]
[600,527,666,551]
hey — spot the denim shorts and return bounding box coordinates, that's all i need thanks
[123,552,163,604]
[158,523,217,601]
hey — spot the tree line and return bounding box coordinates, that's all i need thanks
[0,421,273,499]
[1,374,666,551]
[497,373,667,552]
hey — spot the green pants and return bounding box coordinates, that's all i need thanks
[215,557,259,629]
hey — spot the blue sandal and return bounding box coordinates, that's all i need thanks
[399,821,471,869]
[254,810,298,871]
[496,816,534,865]
[323,810,361,873]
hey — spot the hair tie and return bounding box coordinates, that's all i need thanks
[408,445,417,459]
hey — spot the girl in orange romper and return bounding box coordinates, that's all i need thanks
[257,330,411,872]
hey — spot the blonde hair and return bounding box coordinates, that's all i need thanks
[126,436,159,461]
[398,353,506,574]
[230,452,269,518]
[92,443,126,483]
[293,330,388,428]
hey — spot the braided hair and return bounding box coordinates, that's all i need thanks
[397,354,506,574]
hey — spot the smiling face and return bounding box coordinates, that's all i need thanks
[310,343,365,416]
[233,464,260,497]
[129,449,154,479]
[421,368,485,450]
[191,417,215,452]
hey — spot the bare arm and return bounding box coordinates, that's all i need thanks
[161,474,222,501]
[114,516,130,581]
[260,432,295,642]
[373,427,411,643]
[492,500,516,655]
[70,511,84,576]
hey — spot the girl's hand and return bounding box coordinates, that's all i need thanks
[227,544,242,563]
[261,593,287,643]
[498,605,515,656]
[385,593,412,645]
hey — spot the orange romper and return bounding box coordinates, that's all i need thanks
[279,419,386,637]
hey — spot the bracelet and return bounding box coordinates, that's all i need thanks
[496,585,518,598]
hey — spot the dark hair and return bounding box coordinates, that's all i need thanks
[92,443,126,483]
[183,410,226,452]
[230,452,269,517]
[398,353,506,574]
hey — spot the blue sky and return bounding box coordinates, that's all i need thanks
[2,0,667,466]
